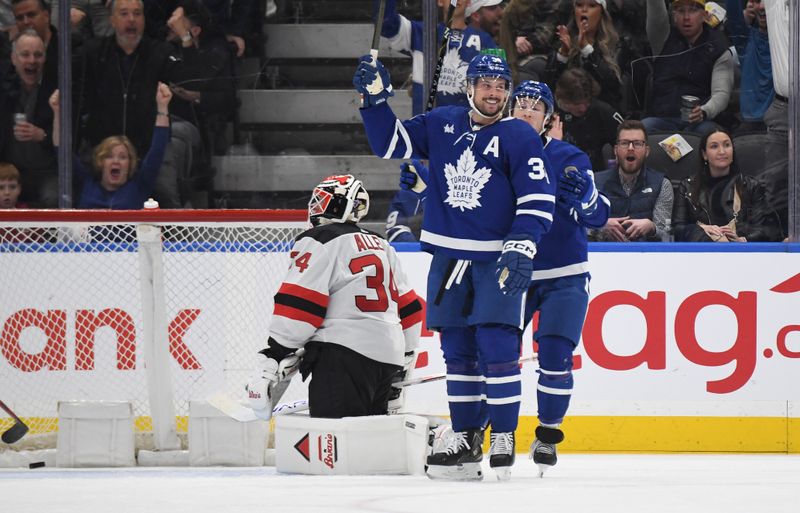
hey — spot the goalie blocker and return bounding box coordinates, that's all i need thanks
[275,413,429,475]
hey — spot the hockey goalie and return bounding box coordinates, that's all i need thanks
[245,174,429,475]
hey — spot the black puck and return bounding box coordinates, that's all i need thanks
[29,461,45,469]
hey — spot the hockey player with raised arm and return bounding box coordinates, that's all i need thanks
[246,175,422,420]
[509,81,609,476]
[354,53,556,481]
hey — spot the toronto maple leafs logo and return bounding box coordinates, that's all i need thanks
[444,124,454,134]
[444,147,491,211]
[438,48,469,97]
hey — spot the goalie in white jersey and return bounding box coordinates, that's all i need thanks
[247,174,422,419]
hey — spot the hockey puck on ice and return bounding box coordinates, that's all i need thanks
[29,461,45,469]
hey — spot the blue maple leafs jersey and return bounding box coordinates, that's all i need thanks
[377,0,496,115]
[534,137,610,280]
[361,103,556,261]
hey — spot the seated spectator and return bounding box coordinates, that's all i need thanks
[165,0,236,162]
[593,119,674,241]
[543,0,623,109]
[672,125,783,241]
[50,84,172,210]
[376,0,497,114]
[0,162,26,208]
[386,160,426,242]
[77,0,182,207]
[555,67,622,172]
[499,0,567,83]
[0,29,57,207]
[726,0,772,133]
[641,0,734,133]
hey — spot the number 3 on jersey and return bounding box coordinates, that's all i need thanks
[528,157,547,181]
[349,254,399,312]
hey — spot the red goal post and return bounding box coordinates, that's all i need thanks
[0,209,308,451]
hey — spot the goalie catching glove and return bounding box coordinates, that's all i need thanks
[353,55,394,108]
[495,235,536,296]
[246,346,303,420]
[559,166,598,216]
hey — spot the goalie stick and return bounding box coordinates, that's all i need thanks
[0,399,29,444]
[207,354,538,421]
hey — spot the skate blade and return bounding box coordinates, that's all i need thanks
[536,463,552,478]
[426,463,483,481]
[493,466,511,481]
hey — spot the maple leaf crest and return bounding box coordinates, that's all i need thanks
[443,147,492,211]
[437,48,469,97]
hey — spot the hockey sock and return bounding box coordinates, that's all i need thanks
[476,324,522,433]
[536,335,575,425]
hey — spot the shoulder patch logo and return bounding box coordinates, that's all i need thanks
[444,147,491,211]
[444,123,454,134]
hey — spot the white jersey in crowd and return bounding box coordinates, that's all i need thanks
[269,222,422,367]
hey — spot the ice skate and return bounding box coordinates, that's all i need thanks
[530,426,564,477]
[489,431,515,481]
[426,428,484,481]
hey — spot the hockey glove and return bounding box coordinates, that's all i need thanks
[246,351,302,420]
[399,160,429,195]
[353,55,394,108]
[495,235,536,296]
[559,166,599,216]
[387,350,416,414]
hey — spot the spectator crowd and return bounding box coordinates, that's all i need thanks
[0,0,791,241]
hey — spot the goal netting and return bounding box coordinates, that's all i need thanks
[0,209,308,451]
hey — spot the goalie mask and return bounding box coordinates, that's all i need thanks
[308,174,370,226]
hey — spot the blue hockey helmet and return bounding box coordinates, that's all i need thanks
[465,54,512,86]
[511,80,555,121]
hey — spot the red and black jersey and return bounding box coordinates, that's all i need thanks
[269,223,421,366]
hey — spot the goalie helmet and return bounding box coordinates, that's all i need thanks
[511,80,554,123]
[308,174,370,226]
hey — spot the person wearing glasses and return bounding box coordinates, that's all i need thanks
[593,119,674,242]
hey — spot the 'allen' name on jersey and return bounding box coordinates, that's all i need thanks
[354,233,385,252]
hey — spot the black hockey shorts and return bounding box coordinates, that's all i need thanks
[301,341,401,418]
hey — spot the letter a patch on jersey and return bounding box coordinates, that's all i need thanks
[443,147,491,212]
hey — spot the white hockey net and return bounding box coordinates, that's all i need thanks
[0,209,308,450]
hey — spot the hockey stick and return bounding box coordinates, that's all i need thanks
[370,0,388,61]
[396,354,538,387]
[208,354,539,421]
[0,399,29,444]
[425,0,459,112]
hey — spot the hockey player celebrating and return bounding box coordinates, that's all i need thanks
[246,174,422,420]
[509,81,609,476]
[354,53,556,481]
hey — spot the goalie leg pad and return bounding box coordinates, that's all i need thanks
[274,414,429,475]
